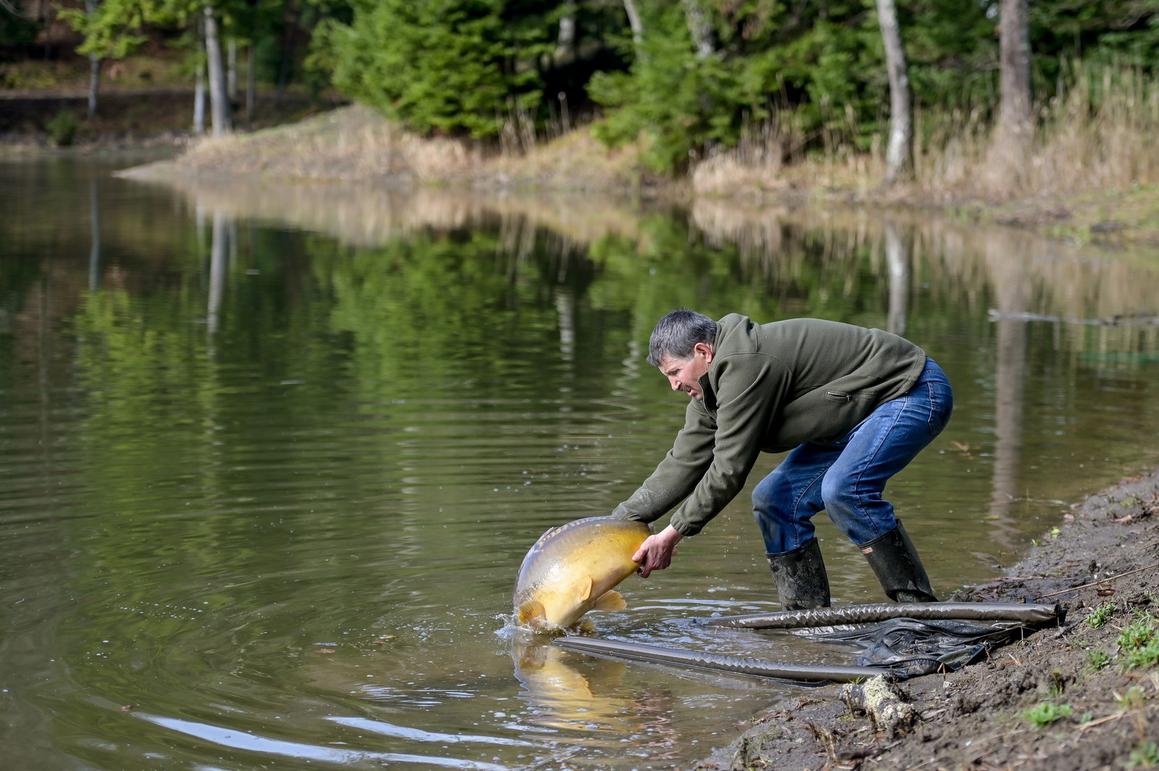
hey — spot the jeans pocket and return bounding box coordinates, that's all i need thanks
[925,381,954,437]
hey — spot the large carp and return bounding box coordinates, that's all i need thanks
[513,516,651,632]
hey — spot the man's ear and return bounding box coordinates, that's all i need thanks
[694,342,714,363]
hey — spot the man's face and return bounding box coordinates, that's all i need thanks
[658,343,713,400]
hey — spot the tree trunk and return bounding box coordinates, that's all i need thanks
[999,0,1032,139]
[84,0,101,117]
[276,0,299,100]
[682,0,715,59]
[87,56,102,118]
[246,43,256,127]
[622,0,644,49]
[204,5,232,136]
[555,2,576,62]
[875,0,913,184]
[227,37,238,101]
[193,49,206,134]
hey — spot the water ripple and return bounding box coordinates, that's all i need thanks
[137,713,512,770]
[327,715,537,748]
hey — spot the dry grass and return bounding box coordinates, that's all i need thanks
[920,64,1159,201]
[692,63,1159,210]
[128,104,646,195]
[129,105,486,183]
[489,125,647,192]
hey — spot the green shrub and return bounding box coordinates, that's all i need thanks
[46,111,80,147]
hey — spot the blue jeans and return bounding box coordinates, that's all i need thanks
[754,358,953,555]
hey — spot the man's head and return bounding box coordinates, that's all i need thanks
[648,310,717,399]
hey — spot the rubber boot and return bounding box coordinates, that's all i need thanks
[860,520,938,602]
[767,538,831,610]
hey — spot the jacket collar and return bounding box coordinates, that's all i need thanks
[697,320,724,410]
[697,371,718,411]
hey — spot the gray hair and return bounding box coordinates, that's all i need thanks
[647,310,717,367]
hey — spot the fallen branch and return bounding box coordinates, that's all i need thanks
[1037,561,1159,599]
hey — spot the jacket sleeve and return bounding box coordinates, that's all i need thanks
[668,355,788,536]
[611,400,716,524]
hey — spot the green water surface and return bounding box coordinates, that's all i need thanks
[3,156,1159,769]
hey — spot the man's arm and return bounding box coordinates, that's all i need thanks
[611,399,716,523]
[667,356,788,536]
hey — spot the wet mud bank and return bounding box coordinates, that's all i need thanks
[700,470,1159,770]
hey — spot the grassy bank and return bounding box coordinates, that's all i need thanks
[691,63,1159,248]
[111,66,1159,249]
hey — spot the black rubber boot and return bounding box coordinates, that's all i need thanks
[766,538,831,610]
[860,520,938,602]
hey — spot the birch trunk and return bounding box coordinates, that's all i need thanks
[84,0,101,117]
[204,5,232,136]
[682,0,715,59]
[999,0,1032,141]
[875,0,913,184]
[193,54,206,134]
[556,2,576,62]
[622,0,643,49]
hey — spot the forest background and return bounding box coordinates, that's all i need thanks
[3,0,1159,232]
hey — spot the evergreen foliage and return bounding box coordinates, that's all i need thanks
[0,11,39,50]
[314,0,558,138]
[30,0,1159,170]
[593,0,992,172]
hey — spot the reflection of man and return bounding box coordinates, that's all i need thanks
[613,310,953,609]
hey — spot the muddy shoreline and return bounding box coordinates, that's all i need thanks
[697,470,1159,770]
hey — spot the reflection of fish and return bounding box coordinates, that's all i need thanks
[513,516,650,632]
[511,638,630,737]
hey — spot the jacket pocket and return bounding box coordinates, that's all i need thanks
[825,390,851,402]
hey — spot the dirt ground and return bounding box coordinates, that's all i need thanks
[697,471,1159,770]
[0,89,340,148]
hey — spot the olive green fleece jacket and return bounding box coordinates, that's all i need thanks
[613,314,927,537]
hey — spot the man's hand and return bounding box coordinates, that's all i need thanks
[632,525,684,578]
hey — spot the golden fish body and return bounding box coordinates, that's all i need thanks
[513,516,651,632]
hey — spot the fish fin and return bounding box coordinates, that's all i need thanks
[592,590,627,612]
[517,600,546,626]
[578,576,593,602]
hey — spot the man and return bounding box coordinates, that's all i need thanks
[612,310,953,609]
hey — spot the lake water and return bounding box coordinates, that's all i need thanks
[3,155,1159,769]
